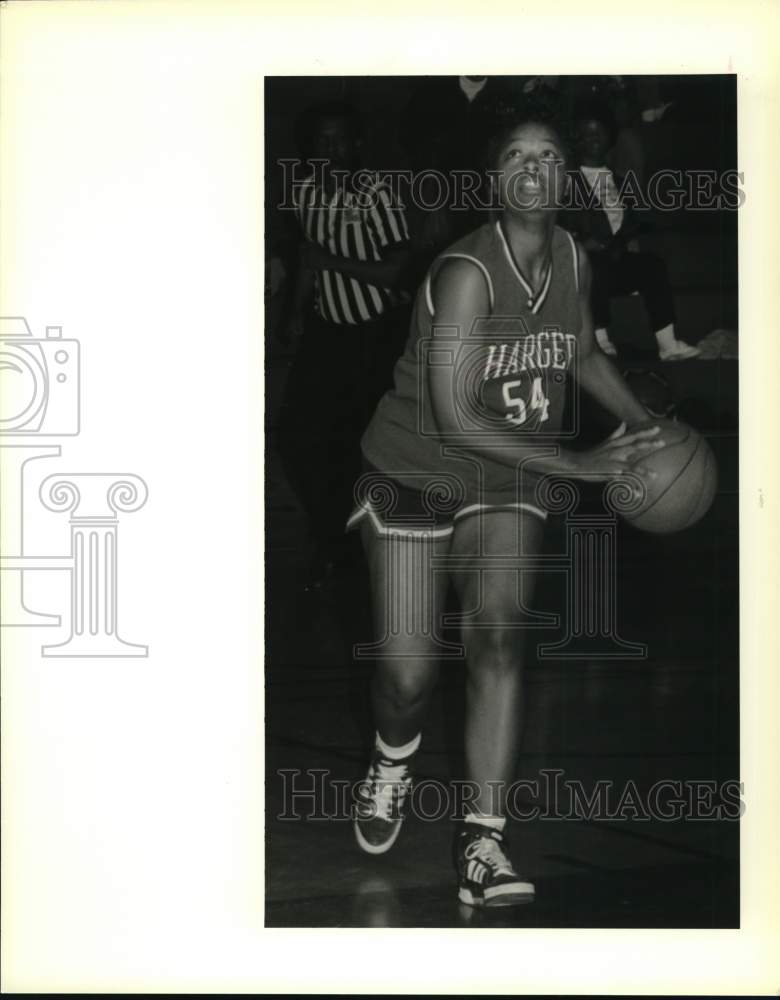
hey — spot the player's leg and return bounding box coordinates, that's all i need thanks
[450,508,544,814]
[353,515,450,854]
[448,507,544,906]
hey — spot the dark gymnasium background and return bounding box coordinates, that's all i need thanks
[263,75,739,928]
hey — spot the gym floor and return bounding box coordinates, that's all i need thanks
[264,344,739,929]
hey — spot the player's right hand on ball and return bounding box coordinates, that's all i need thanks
[574,424,666,480]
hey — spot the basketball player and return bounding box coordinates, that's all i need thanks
[347,112,665,908]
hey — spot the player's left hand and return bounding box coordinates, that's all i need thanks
[599,422,666,472]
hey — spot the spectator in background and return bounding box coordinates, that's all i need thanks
[400,75,509,179]
[609,80,648,189]
[399,76,514,280]
[276,101,412,590]
[559,76,667,188]
[561,103,700,361]
[635,76,675,124]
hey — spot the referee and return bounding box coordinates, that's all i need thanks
[277,101,412,590]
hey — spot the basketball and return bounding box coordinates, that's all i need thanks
[620,418,718,534]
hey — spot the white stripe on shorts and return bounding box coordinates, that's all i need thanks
[345,503,454,539]
[453,501,548,523]
[346,499,548,537]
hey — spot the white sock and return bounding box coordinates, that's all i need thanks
[465,812,506,833]
[654,323,677,351]
[375,731,421,760]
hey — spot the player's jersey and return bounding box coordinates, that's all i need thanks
[360,220,582,504]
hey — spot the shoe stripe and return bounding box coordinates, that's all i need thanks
[468,859,488,884]
[484,880,535,900]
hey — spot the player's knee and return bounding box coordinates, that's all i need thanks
[466,626,522,676]
[378,666,434,711]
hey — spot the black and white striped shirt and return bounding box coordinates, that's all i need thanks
[293,173,409,326]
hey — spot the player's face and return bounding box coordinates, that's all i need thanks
[309,116,358,170]
[494,124,567,213]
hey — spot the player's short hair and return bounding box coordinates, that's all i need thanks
[294,100,363,158]
[483,103,570,173]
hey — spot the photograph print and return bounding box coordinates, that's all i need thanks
[263,73,740,929]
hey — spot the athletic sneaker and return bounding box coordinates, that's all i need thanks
[353,748,414,855]
[659,341,700,361]
[455,824,535,907]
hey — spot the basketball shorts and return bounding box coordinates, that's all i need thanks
[346,458,548,539]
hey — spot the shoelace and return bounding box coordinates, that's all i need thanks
[468,833,516,876]
[366,758,411,822]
